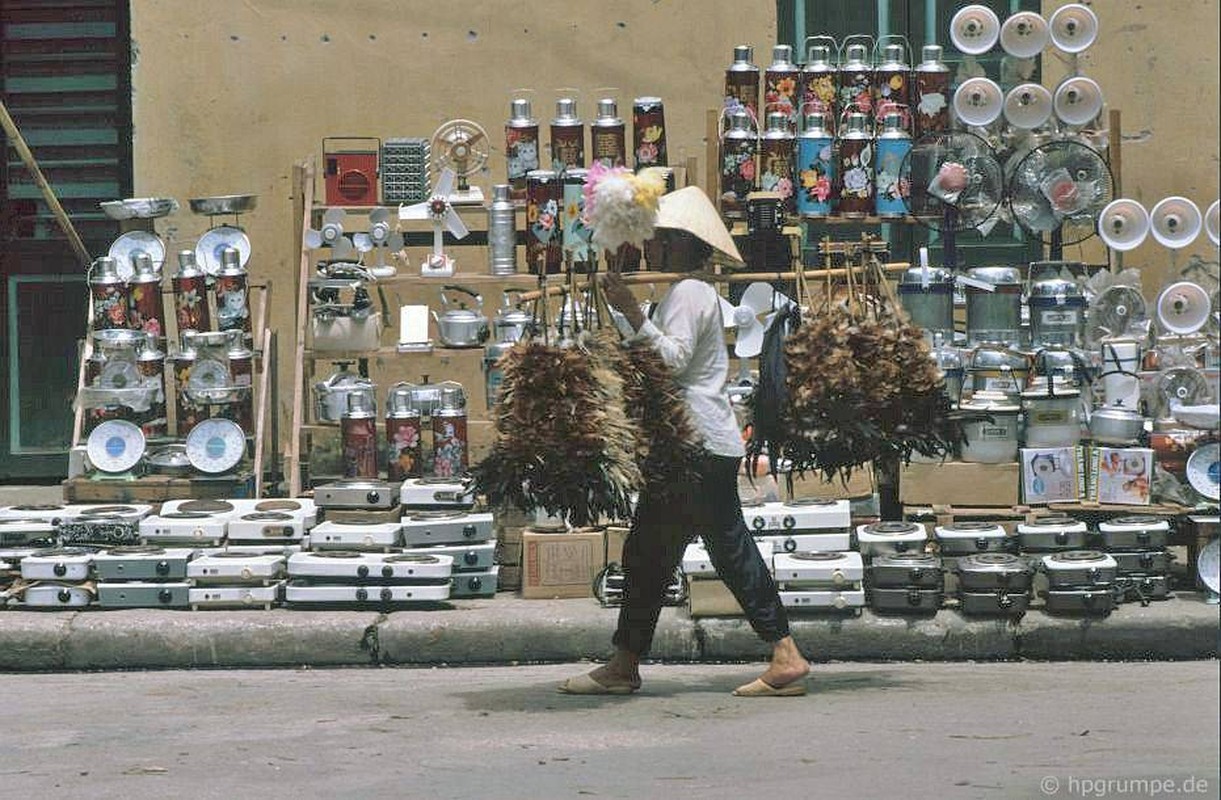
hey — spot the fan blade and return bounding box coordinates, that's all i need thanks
[369,207,390,226]
[387,232,404,250]
[462,129,487,148]
[303,229,323,249]
[434,168,457,199]
[734,322,765,359]
[718,296,738,328]
[353,233,374,252]
[399,201,431,221]
[323,207,346,227]
[331,236,356,260]
[740,282,777,315]
[444,208,469,240]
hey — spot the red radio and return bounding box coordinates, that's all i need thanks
[323,137,380,206]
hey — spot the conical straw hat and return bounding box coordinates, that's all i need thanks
[655,186,744,265]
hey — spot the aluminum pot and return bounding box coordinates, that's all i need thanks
[968,345,1029,401]
[1088,406,1145,445]
[898,266,955,343]
[1028,277,1085,348]
[959,396,1021,463]
[964,266,1023,347]
[433,285,489,347]
[314,367,375,423]
[1022,386,1083,448]
[492,290,534,343]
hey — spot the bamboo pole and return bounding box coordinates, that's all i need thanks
[286,161,314,497]
[515,261,912,303]
[0,97,91,266]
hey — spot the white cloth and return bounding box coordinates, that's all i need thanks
[630,278,745,458]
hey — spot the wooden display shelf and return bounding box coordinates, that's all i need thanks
[62,471,257,504]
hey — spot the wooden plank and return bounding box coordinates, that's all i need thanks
[62,472,256,503]
[253,326,272,498]
[684,154,699,191]
[287,160,314,497]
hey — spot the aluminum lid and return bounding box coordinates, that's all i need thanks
[918,44,948,69]
[872,552,940,567]
[958,552,1030,571]
[967,266,1022,286]
[900,266,955,286]
[508,98,535,124]
[1019,515,1086,533]
[731,44,755,66]
[594,98,621,125]
[764,112,790,134]
[843,43,869,65]
[770,44,795,67]
[879,43,908,68]
[805,45,833,67]
[552,98,580,124]
[936,521,1006,537]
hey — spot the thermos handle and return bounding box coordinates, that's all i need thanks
[803,34,839,65]
[442,284,483,309]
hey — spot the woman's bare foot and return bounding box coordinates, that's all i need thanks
[757,635,809,689]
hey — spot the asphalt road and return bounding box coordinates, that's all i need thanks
[2,661,1217,800]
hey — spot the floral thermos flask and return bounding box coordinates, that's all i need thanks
[800,39,838,134]
[632,97,667,169]
[173,249,210,334]
[341,389,378,479]
[431,385,467,478]
[914,45,951,137]
[873,39,912,130]
[760,111,796,215]
[89,256,129,330]
[214,246,250,335]
[724,44,760,122]
[719,108,759,219]
[136,331,168,439]
[173,331,209,436]
[764,44,800,133]
[549,97,585,172]
[874,111,911,219]
[128,253,164,339]
[837,38,875,118]
[385,383,423,482]
[836,112,874,218]
[505,98,540,202]
[796,111,835,218]
[525,169,562,275]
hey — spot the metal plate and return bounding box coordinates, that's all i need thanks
[195,225,252,275]
[448,566,499,598]
[107,230,167,279]
[100,197,180,220]
[93,547,194,581]
[188,194,258,216]
[184,418,246,475]
[400,542,495,571]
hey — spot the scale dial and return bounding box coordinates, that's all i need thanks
[1186,443,1220,501]
[86,420,146,474]
[1198,537,1220,595]
[195,225,252,276]
[188,358,230,392]
[107,231,166,280]
[184,418,246,474]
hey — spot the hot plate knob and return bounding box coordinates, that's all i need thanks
[380,588,394,602]
[357,565,370,578]
[831,569,845,585]
[158,589,173,604]
[463,551,478,566]
[833,594,847,609]
[1139,553,1154,569]
[366,491,381,505]
[1086,567,1099,581]
[57,589,72,603]
[783,538,797,552]
[467,577,482,591]
[381,565,395,578]
[751,517,765,531]
[355,588,369,601]
[463,524,476,538]
[975,537,989,551]
[1136,531,1151,545]
[782,515,796,530]
[997,592,1014,608]
[53,563,68,577]
[240,568,253,580]
[907,588,922,606]
[909,567,925,581]
[156,560,170,576]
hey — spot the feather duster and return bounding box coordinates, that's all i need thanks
[585,163,668,252]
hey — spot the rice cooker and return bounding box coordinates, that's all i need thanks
[1021,386,1083,448]
[1028,277,1086,348]
[898,266,956,345]
[959,395,1021,463]
[968,346,1030,401]
[964,266,1023,347]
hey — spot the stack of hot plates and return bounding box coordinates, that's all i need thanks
[284,550,452,607]
[93,545,194,608]
[140,499,238,547]
[742,498,852,554]
[773,551,865,612]
[187,550,286,609]
[12,547,96,608]
[1094,516,1174,605]
[399,510,497,598]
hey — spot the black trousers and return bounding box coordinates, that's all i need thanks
[613,453,791,656]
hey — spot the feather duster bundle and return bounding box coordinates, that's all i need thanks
[584,164,668,252]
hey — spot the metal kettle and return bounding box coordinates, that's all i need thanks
[433,285,489,348]
[492,289,535,343]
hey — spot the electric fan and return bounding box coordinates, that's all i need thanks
[1156,366,1215,421]
[304,208,357,260]
[901,130,1004,268]
[717,282,795,359]
[430,119,490,203]
[1206,200,1219,247]
[398,167,471,277]
[351,207,405,278]
[1006,138,1114,248]
[1086,284,1147,345]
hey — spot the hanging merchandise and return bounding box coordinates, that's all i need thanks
[760,111,797,216]
[172,249,210,334]
[795,111,835,218]
[799,38,838,133]
[872,38,911,128]
[89,256,129,331]
[913,45,951,137]
[127,253,164,339]
[874,111,911,219]
[385,383,423,482]
[549,97,585,172]
[340,389,378,479]
[763,44,800,133]
[836,112,873,217]
[720,108,759,219]
[562,167,594,272]
[591,99,626,169]
[505,97,540,200]
[525,169,563,274]
[724,44,760,122]
[632,97,668,169]
[836,38,875,118]
[1007,139,1115,249]
[214,246,251,335]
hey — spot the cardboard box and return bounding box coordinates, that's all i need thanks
[605,525,630,565]
[686,577,744,617]
[899,461,1021,507]
[1020,447,1085,505]
[1089,447,1154,505]
[782,464,875,501]
[521,528,605,599]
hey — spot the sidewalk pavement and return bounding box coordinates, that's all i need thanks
[2,593,1217,672]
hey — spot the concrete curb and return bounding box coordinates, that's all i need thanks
[0,595,1216,671]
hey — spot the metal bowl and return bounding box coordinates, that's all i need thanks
[146,444,193,477]
[189,194,259,215]
[99,197,179,220]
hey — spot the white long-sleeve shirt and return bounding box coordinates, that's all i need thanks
[630,278,745,458]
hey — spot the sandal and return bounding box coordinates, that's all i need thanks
[557,672,641,695]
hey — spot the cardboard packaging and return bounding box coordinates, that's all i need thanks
[900,461,1021,507]
[521,528,605,599]
[1089,447,1154,505]
[605,525,630,565]
[782,464,875,501]
[686,578,745,617]
[1020,446,1084,504]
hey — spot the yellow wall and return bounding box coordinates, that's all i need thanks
[130,1,1218,451]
